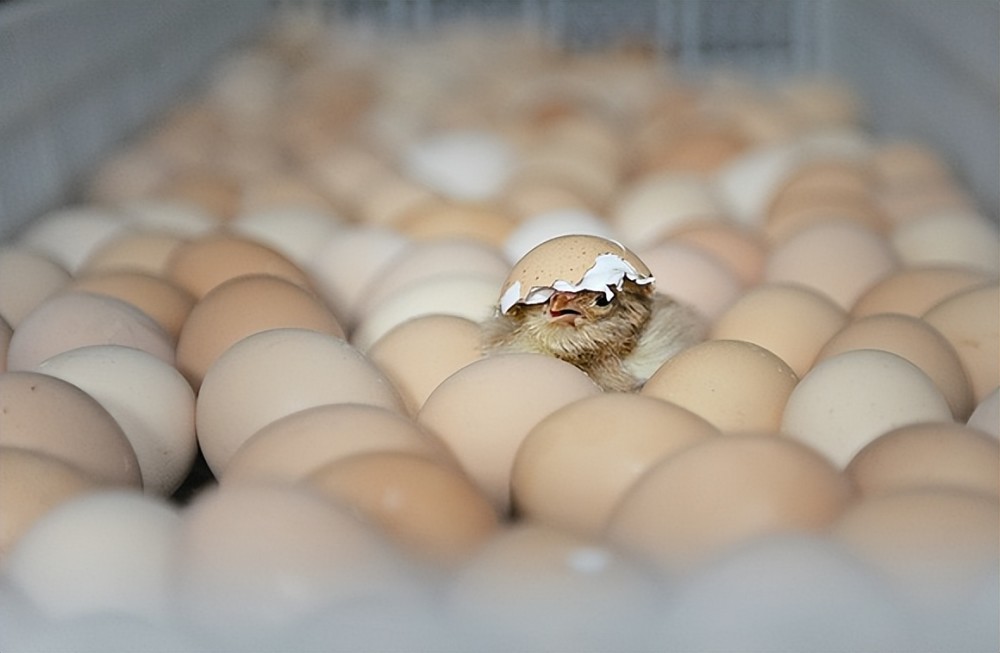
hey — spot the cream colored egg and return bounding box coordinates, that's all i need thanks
[891,210,1000,275]
[512,393,720,535]
[228,206,343,268]
[641,339,798,434]
[764,220,897,310]
[712,283,848,377]
[368,314,484,415]
[503,208,618,265]
[418,353,601,514]
[669,222,768,287]
[6,292,174,371]
[851,265,993,318]
[35,345,197,496]
[402,129,514,202]
[118,199,220,238]
[223,403,453,485]
[0,247,71,328]
[611,173,724,250]
[306,451,499,566]
[0,448,101,560]
[392,200,516,248]
[815,313,974,420]
[196,328,405,476]
[636,242,742,321]
[353,173,437,226]
[4,490,180,621]
[716,142,801,228]
[79,230,188,277]
[922,283,999,404]
[781,349,954,467]
[176,274,344,389]
[18,206,128,274]
[0,371,141,487]
[968,388,999,439]
[845,422,999,498]
[351,274,499,352]
[605,434,852,574]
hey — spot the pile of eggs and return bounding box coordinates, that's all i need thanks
[1,13,998,652]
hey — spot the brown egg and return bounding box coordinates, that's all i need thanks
[765,195,886,245]
[353,174,437,226]
[511,143,619,210]
[306,451,499,566]
[418,353,602,514]
[154,171,242,221]
[6,292,174,371]
[238,174,339,216]
[79,230,188,277]
[512,393,720,535]
[712,283,848,377]
[611,173,725,250]
[922,283,999,404]
[637,242,743,321]
[605,434,852,574]
[176,274,343,389]
[815,313,974,420]
[223,404,453,486]
[641,339,798,434]
[196,328,406,476]
[501,177,591,221]
[0,371,141,487]
[0,448,100,560]
[67,271,195,343]
[306,146,392,217]
[165,234,312,299]
[851,265,993,318]
[668,222,767,287]
[764,219,897,310]
[367,314,484,415]
[831,489,999,607]
[392,200,516,247]
[845,422,999,498]
[0,247,71,328]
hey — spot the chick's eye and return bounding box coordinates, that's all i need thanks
[594,293,612,307]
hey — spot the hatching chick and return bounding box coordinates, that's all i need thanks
[481,279,705,392]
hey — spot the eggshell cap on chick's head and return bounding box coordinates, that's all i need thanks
[499,234,655,314]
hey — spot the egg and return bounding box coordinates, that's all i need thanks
[0,448,101,559]
[711,282,848,377]
[78,230,189,277]
[227,206,344,268]
[845,422,999,498]
[402,129,514,202]
[418,353,601,514]
[17,206,128,274]
[196,328,405,476]
[391,200,516,247]
[6,292,174,371]
[815,313,974,420]
[352,173,438,226]
[117,198,221,238]
[503,208,618,264]
[890,210,1000,275]
[0,371,142,487]
[851,265,993,318]
[35,345,197,496]
[668,221,767,287]
[501,176,591,220]
[306,451,499,566]
[641,339,799,433]
[164,233,312,299]
[510,142,619,210]
[67,271,195,343]
[0,316,10,371]
[176,274,344,389]
[223,403,454,485]
[512,393,720,535]
[0,247,71,328]
[922,282,999,404]
[605,434,852,574]
[238,173,339,216]
[782,349,954,467]
[152,171,243,221]
[611,173,724,250]
[968,388,999,439]
[3,490,180,621]
[367,314,484,415]
[637,241,742,321]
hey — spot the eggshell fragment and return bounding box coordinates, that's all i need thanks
[0,247,71,328]
[418,353,601,514]
[0,448,100,559]
[968,388,999,439]
[605,435,852,574]
[922,283,999,404]
[368,314,484,415]
[176,274,344,389]
[512,393,720,535]
[4,490,180,621]
[642,339,798,434]
[35,345,197,496]
[781,350,954,468]
[306,452,499,566]
[0,371,141,487]
[196,328,405,476]
[815,313,974,420]
[845,422,999,498]
[6,292,175,371]
[851,265,993,318]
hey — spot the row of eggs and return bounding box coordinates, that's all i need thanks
[2,15,999,652]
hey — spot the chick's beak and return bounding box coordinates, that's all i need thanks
[547,291,583,326]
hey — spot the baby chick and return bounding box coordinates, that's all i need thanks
[481,235,705,392]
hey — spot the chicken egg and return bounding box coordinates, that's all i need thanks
[223,403,454,486]
[781,349,954,467]
[352,173,438,227]
[512,392,720,535]
[636,242,742,321]
[117,198,221,238]
[611,173,725,250]
[402,129,514,202]
[500,176,592,220]
[845,422,999,498]
[668,221,767,287]
[890,210,1000,275]
[0,316,10,371]
[391,200,516,247]
[605,434,852,575]
[851,265,993,318]
[418,353,601,514]
[17,206,128,274]
[227,205,344,268]
[152,172,243,222]
[196,328,405,476]
[510,141,620,210]
[968,388,999,439]
[0,247,71,328]
[502,208,618,264]
[176,274,343,389]
[78,230,189,277]
[641,339,798,434]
